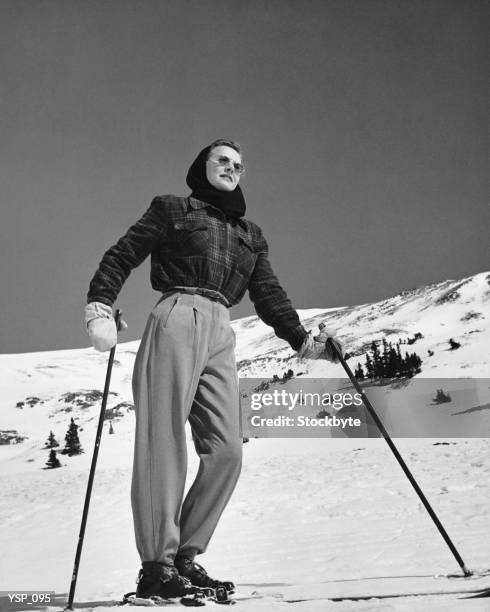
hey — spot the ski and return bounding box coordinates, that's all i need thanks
[463,588,490,599]
[314,586,490,602]
[231,569,490,604]
[119,569,490,607]
[231,585,490,604]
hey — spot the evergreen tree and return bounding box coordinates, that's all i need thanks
[61,418,84,456]
[44,430,59,449]
[365,353,374,380]
[434,388,451,404]
[45,449,62,469]
[401,351,412,377]
[387,345,399,378]
[396,344,403,374]
[381,339,389,378]
[371,341,382,379]
[409,352,422,374]
[109,421,115,435]
[354,363,365,380]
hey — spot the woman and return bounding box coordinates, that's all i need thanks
[85,139,342,599]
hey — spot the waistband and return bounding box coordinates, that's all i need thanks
[162,286,230,308]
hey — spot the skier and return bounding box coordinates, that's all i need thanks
[85,139,343,601]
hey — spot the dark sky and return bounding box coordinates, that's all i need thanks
[1,0,488,353]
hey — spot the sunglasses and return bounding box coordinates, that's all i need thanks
[208,155,246,176]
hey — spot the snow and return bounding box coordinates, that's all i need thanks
[1,437,489,610]
[0,271,489,611]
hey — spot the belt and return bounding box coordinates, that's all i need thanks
[164,286,230,308]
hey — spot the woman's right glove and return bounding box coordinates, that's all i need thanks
[297,322,343,363]
[84,302,126,352]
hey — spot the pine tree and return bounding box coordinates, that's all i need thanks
[371,341,382,379]
[61,418,84,456]
[396,344,403,375]
[365,353,374,380]
[354,363,365,380]
[434,388,451,404]
[45,449,62,469]
[409,352,422,374]
[44,430,59,449]
[387,345,398,378]
[381,339,389,378]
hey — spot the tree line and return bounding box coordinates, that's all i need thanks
[354,338,423,381]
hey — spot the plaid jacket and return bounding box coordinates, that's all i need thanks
[87,195,307,350]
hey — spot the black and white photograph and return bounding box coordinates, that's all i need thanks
[0,1,489,610]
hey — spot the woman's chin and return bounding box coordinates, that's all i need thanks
[215,181,236,192]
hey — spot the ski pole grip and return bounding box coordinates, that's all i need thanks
[114,309,123,332]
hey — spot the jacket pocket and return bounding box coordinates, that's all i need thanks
[237,235,257,276]
[172,221,209,255]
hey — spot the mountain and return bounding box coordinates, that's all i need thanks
[0,271,489,611]
[0,270,488,461]
[233,270,490,378]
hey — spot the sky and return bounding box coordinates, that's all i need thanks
[0,0,488,354]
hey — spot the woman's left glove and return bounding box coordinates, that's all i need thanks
[84,302,127,352]
[297,322,343,363]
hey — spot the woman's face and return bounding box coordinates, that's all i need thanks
[205,145,244,192]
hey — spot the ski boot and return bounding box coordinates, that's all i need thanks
[135,561,199,599]
[175,555,235,595]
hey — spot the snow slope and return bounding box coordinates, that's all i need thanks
[0,271,489,611]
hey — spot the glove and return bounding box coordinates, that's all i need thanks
[84,302,127,352]
[297,322,343,363]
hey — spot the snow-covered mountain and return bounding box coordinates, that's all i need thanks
[233,269,490,378]
[1,270,488,459]
[1,271,489,612]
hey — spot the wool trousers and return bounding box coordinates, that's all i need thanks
[131,292,242,565]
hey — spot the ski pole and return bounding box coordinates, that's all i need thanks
[325,334,472,577]
[65,310,123,610]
